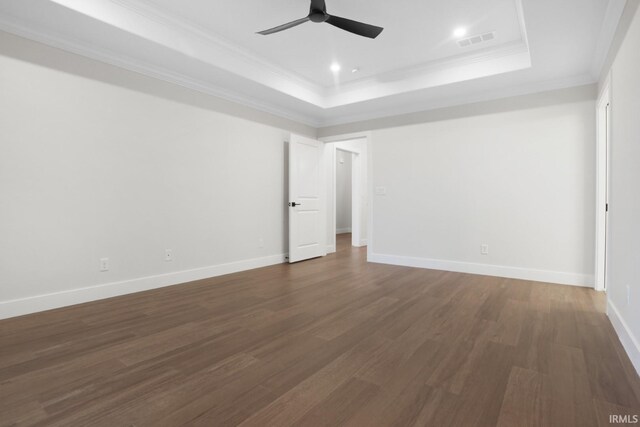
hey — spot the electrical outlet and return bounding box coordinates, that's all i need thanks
[627,285,631,306]
[481,244,489,255]
[375,186,387,195]
[258,238,264,248]
[100,258,109,272]
[165,249,173,262]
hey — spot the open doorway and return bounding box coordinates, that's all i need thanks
[322,137,369,255]
[336,149,354,251]
[336,150,353,235]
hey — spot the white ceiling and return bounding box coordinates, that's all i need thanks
[0,0,626,127]
[147,0,525,87]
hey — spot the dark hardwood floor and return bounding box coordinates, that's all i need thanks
[1,234,639,426]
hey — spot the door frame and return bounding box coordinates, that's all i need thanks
[595,75,611,292]
[320,132,372,258]
[335,148,356,236]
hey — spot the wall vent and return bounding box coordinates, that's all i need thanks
[457,31,496,48]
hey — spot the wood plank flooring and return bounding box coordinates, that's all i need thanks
[1,234,639,426]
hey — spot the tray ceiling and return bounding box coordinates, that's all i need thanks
[0,0,626,126]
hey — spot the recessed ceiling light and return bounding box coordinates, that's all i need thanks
[330,63,341,73]
[351,67,360,73]
[453,27,467,38]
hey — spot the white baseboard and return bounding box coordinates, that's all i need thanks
[336,228,352,234]
[0,253,287,320]
[607,300,640,376]
[367,253,594,287]
[326,244,336,254]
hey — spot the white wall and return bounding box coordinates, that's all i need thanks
[335,150,352,233]
[600,2,640,374]
[0,32,307,318]
[369,92,596,286]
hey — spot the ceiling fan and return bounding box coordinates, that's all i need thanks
[257,0,384,39]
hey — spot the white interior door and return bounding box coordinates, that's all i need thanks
[289,134,326,263]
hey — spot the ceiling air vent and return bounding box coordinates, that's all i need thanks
[457,31,496,48]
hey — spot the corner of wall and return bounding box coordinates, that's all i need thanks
[608,299,640,376]
[368,253,594,288]
[598,0,640,86]
[599,0,640,378]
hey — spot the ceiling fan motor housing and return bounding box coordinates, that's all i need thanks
[309,10,328,23]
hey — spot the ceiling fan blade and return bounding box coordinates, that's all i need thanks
[310,0,326,12]
[257,17,310,35]
[325,15,383,39]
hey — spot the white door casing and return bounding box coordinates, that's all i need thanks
[323,138,369,253]
[595,78,611,292]
[288,134,326,263]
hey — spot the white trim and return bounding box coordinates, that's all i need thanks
[321,133,371,253]
[0,0,617,127]
[318,74,596,128]
[336,228,352,234]
[325,143,337,253]
[49,0,324,105]
[595,74,611,292]
[591,0,628,79]
[608,300,640,376]
[320,132,373,144]
[367,253,594,288]
[0,17,322,128]
[350,150,362,248]
[514,0,530,49]
[1,0,537,116]
[324,41,530,102]
[52,0,531,108]
[324,44,532,109]
[112,0,321,92]
[326,245,336,254]
[0,254,286,320]
[0,12,595,129]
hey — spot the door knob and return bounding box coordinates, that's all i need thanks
[289,202,302,207]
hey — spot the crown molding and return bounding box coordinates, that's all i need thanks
[0,16,323,127]
[0,0,612,129]
[329,40,528,95]
[514,0,530,49]
[591,0,627,79]
[114,0,533,100]
[0,12,596,131]
[50,0,326,106]
[109,0,322,94]
[317,73,597,129]
[328,0,530,101]
[47,0,534,110]
[325,41,531,107]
